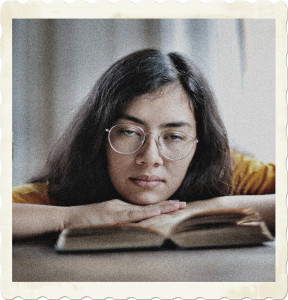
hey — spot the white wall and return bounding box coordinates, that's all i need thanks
[151,19,275,162]
[208,20,275,163]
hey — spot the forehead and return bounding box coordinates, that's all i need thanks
[123,83,196,127]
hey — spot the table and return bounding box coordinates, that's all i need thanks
[13,236,275,282]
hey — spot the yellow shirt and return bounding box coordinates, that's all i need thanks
[230,151,275,195]
[12,183,51,205]
[12,151,275,205]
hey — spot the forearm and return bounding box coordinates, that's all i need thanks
[197,194,275,234]
[13,199,186,239]
[13,203,68,239]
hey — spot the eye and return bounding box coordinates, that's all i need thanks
[118,127,142,137]
[168,135,182,141]
[163,132,186,142]
[121,129,137,135]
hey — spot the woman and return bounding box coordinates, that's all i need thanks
[13,49,275,238]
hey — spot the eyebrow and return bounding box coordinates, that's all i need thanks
[118,114,192,129]
[118,114,145,125]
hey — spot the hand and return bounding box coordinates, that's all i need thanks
[64,199,186,230]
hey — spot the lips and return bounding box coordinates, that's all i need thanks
[130,175,165,188]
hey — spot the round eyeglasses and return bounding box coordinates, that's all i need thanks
[105,124,199,161]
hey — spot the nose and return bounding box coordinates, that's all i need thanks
[135,134,164,167]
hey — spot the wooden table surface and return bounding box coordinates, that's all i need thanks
[13,237,275,282]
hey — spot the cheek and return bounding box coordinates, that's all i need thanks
[107,148,131,182]
[167,162,189,183]
[168,151,195,183]
[107,149,119,177]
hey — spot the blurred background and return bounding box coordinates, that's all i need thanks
[12,19,275,186]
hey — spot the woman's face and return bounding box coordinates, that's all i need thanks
[107,83,198,205]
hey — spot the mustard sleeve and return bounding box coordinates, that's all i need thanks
[231,151,275,195]
[12,183,52,205]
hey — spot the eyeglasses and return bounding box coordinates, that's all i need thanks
[105,124,199,161]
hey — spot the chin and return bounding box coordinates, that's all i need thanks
[125,192,168,206]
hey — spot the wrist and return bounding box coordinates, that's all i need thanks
[61,206,75,231]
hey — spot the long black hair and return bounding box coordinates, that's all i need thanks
[31,49,231,205]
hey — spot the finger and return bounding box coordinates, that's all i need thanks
[161,200,187,209]
[125,206,161,223]
[179,201,187,209]
[155,200,182,214]
[122,200,185,223]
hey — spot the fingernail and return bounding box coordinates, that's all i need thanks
[179,201,187,208]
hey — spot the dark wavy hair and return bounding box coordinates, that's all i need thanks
[31,49,232,206]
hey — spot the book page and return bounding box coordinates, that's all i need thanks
[137,201,223,235]
[138,201,258,235]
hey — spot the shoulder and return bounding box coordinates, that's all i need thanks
[12,183,51,205]
[230,150,275,195]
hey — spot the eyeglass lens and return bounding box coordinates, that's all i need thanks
[108,124,197,160]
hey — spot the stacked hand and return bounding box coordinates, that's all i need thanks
[64,199,186,230]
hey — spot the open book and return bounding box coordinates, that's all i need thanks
[55,203,273,252]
